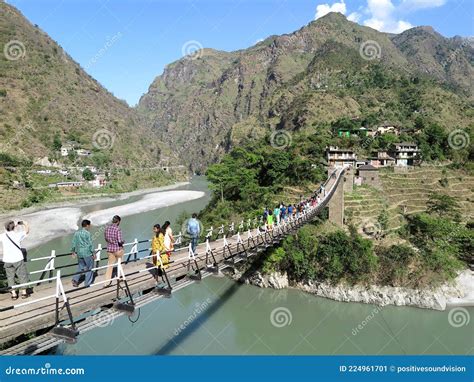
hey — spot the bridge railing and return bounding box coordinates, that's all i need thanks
[0,168,346,344]
[2,167,343,287]
[0,168,344,310]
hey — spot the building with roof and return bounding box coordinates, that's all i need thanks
[326,146,357,168]
[389,142,420,166]
[357,164,381,189]
[369,151,396,168]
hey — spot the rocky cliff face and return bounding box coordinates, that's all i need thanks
[137,12,473,171]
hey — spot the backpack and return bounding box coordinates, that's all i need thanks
[187,219,199,236]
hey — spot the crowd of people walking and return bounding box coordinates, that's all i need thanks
[0,176,330,297]
[263,191,323,231]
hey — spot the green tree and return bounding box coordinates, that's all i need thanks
[52,133,62,152]
[82,168,95,181]
[315,230,377,284]
[426,193,460,220]
[404,213,466,281]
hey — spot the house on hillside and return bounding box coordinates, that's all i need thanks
[49,181,83,189]
[88,174,107,188]
[336,126,371,138]
[76,149,91,157]
[60,143,74,157]
[60,141,91,157]
[374,124,400,136]
[357,164,381,189]
[369,151,396,168]
[326,146,357,168]
[389,142,420,166]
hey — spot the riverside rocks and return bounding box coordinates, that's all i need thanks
[229,267,472,311]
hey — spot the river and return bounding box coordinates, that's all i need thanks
[22,177,473,355]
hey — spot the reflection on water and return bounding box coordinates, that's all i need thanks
[56,277,473,355]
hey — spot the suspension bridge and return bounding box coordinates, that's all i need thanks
[0,168,346,355]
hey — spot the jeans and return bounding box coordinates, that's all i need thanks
[190,236,199,254]
[72,256,95,287]
[4,260,29,292]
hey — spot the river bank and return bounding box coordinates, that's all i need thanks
[0,181,191,219]
[228,267,474,311]
[0,182,204,255]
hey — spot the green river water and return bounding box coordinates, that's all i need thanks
[23,177,472,355]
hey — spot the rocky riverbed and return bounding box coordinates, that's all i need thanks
[226,267,474,311]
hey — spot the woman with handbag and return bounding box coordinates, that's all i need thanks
[1,220,30,299]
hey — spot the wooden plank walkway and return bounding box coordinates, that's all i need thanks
[0,169,343,354]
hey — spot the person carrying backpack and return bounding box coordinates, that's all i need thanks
[186,213,201,254]
[1,220,30,299]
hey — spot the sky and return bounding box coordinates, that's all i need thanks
[6,0,473,106]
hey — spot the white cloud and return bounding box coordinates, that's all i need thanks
[362,0,413,33]
[347,12,362,22]
[315,1,347,20]
[314,0,445,34]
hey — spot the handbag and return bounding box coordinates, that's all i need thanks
[6,234,27,261]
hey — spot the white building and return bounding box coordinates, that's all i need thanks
[389,142,420,166]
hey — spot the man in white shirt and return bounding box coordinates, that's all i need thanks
[1,220,30,299]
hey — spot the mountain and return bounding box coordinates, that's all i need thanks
[0,2,161,167]
[137,12,473,172]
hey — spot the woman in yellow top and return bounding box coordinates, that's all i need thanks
[151,224,166,267]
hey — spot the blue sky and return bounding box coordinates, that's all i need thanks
[6,0,473,106]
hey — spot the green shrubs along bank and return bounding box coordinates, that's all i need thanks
[262,209,471,288]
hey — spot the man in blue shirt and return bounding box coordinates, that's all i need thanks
[186,213,201,254]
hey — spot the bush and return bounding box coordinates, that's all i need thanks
[82,168,95,181]
[376,244,416,286]
[265,226,377,285]
[404,213,466,282]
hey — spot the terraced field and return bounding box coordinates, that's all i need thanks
[345,166,474,235]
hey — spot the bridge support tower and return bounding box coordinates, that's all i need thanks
[327,167,352,227]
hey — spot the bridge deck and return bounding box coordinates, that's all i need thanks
[0,170,342,353]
